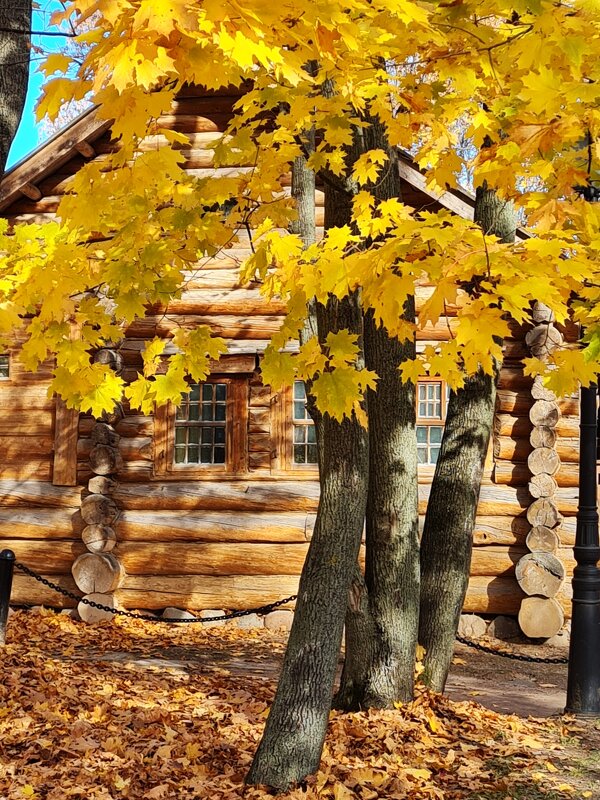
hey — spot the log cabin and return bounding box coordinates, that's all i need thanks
[0,86,580,636]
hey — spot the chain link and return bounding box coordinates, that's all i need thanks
[13,561,570,661]
[456,634,568,664]
[14,561,297,623]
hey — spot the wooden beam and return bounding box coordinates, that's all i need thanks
[53,398,80,486]
[0,107,111,212]
[75,141,96,158]
[19,182,42,201]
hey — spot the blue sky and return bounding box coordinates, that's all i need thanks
[7,1,72,168]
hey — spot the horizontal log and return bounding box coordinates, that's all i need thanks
[112,480,536,516]
[493,461,580,488]
[0,462,52,481]
[526,525,561,552]
[10,574,78,608]
[0,384,54,410]
[248,406,270,435]
[147,288,287,316]
[81,494,119,525]
[0,480,82,508]
[493,437,577,464]
[530,426,556,449]
[518,596,564,638]
[494,414,579,439]
[117,510,313,543]
[2,540,85,573]
[72,552,125,594]
[113,573,525,615]
[127,314,284,340]
[0,412,53,436]
[528,473,558,499]
[530,399,560,427]
[497,368,533,392]
[80,415,154,438]
[528,447,561,476]
[249,432,270,452]
[248,452,271,470]
[79,437,153,462]
[527,497,561,528]
[0,508,83,539]
[496,390,578,417]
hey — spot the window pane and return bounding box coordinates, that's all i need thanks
[418,384,427,401]
[430,426,443,444]
[293,426,305,444]
[202,403,213,421]
[176,402,186,420]
[294,401,306,420]
[189,384,200,401]
[213,446,226,464]
[175,427,186,444]
[188,403,200,421]
[294,381,306,400]
[214,426,225,444]
[215,383,227,402]
[215,403,226,421]
[430,446,440,464]
[307,425,316,443]
[174,446,186,463]
[294,445,306,464]
[417,447,428,464]
[307,444,318,463]
[418,402,427,417]
[0,355,8,379]
[202,383,213,401]
[416,426,427,443]
[200,445,212,463]
[188,445,200,462]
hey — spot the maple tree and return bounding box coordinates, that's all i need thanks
[2,0,600,789]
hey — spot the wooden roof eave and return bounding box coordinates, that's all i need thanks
[0,106,111,212]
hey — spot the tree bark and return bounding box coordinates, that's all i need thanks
[334,119,419,710]
[0,1,31,176]
[247,119,369,790]
[418,182,516,692]
[246,297,368,791]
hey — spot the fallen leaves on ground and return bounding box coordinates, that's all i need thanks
[0,609,593,799]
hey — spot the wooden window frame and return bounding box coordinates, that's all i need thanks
[155,376,248,479]
[272,382,319,478]
[0,354,9,380]
[416,378,448,472]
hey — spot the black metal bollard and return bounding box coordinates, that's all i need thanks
[566,384,600,715]
[0,549,15,645]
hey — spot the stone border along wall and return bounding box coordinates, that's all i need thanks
[516,303,567,638]
[71,349,126,622]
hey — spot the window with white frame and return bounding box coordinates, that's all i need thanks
[0,354,8,379]
[174,382,228,465]
[292,380,318,465]
[416,380,447,466]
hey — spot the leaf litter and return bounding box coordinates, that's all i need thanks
[0,609,596,799]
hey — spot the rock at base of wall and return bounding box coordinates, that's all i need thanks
[162,607,197,621]
[458,614,488,640]
[235,613,264,630]
[199,609,227,629]
[486,615,521,642]
[264,609,294,631]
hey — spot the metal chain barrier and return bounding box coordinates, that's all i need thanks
[456,633,568,664]
[14,561,297,624]
[13,560,569,661]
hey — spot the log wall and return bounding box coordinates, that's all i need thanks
[0,86,586,621]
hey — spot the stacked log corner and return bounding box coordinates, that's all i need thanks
[72,410,124,622]
[517,304,566,638]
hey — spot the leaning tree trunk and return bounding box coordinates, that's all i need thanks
[418,182,516,692]
[247,140,370,790]
[334,119,419,710]
[0,1,31,176]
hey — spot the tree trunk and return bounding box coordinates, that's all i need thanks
[418,370,497,690]
[418,182,516,692]
[247,126,369,790]
[246,297,369,791]
[335,119,419,710]
[0,1,31,176]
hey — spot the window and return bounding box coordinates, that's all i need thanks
[416,380,447,466]
[0,354,8,379]
[292,381,318,465]
[174,382,228,465]
[155,377,248,477]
